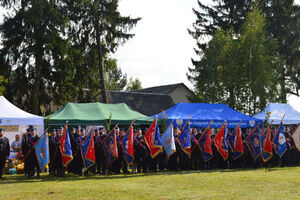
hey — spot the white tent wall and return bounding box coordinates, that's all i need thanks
[0,96,44,144]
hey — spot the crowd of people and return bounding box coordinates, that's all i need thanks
[0,124,300,180]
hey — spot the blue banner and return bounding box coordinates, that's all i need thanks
[161,123,176,158]
[245,125,262,161]
[177,119,192,157]
[35,133,50,172]
[81,131,95,169]
[273,122,287,157]
[199,127,213,162]
[122,126,134,165]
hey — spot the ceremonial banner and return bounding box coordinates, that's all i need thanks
[177,119,192,158]
[122,124,134,165]
[213,122,229,160]
[245,124,262,161]
[81,129,95,169]
[272,121,287,157]
[199,126,213,162]
[228,124,244,160]
[35,132,49,172]
[161,123,176,158]
[261,126,273,162]
[59,124,73,167]
[293,125,300,152]
[103,128,118,164]
[144,118,163,158]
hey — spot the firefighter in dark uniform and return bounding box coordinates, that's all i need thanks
[68,126,81,175]
[22,127,31,176]
[0,128,10,179]
[134,128,148,173]
[114,128,129,174]
[97,127,107,174]
[51,127,65,177]
[27,128,40,179]
[191,127,201,170]
[168,126,179,171]
[49,129,57,176]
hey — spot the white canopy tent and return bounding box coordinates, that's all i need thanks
[0,96,44,144]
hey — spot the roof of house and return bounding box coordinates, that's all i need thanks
[134,83,191,94]
[107,91,175,116]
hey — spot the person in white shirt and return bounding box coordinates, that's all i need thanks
[11,134,22,152]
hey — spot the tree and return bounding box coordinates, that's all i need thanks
[188,5,281,115]
[104,58,127,91]
[126,77,142,91]
[0,75,6,95]
[189,0,300,102]
[66,0,140,103]
[0,0,69,114]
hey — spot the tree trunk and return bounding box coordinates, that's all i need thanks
[95,3,107,103]
[32,46,43,115]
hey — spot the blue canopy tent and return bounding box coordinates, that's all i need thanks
[253,103,300,125]
[154,103,262,128]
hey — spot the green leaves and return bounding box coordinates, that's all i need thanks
[188,5,282,115]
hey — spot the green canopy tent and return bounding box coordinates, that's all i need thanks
[47,102,154,126]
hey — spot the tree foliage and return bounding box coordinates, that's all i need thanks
[0,0,140,114]
[126,77,142,91]
[188,5,281,115]
[189,0,300,102]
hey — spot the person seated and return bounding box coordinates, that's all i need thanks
[11,134,22,152]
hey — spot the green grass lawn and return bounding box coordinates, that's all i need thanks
[1,167,300,200]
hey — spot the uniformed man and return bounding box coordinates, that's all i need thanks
[49,129,56,176]
[51,127,65,177]
[134,128,148,173]
[68,126,82,175]
[191,127,201,170]
[22,127,31,176]
[114,128,129,174]
[78,128,87,176]
[27,128,40,179]
[0,128,10,179]
[168,126,179,171]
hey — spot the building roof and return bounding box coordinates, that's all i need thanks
[134,83,191,94]
[107,91,175,116]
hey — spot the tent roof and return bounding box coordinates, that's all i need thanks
[0,96,43,125]
[154,103,261,128]
[47,102,153,125]
[253,103,300,125]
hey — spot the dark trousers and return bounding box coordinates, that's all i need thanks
[0,156,5,178]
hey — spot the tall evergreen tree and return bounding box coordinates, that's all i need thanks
[0,0,69,114]
[188,5,281,115]
[189,0,300,102]
[66,0,140,103]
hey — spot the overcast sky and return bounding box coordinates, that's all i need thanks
[0,1,299,112]
[115,0,300,112]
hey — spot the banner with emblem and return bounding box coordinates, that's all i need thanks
[103,128,118,164]
[272,121,287,157]
[292,125,300,152]
[199,125,213,162]
[35,132,49,172]
[161,122,176,158]
[144,118,163,158]
[261,126,273,162]
[228,124,244,160]
[59,124,73,167]
[177,118,192,158]
[81,129,95,169]
[122,122,134,165]
[214,122,229,160]
[245,124,262,161]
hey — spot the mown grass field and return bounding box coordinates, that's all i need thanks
[1,167,300,200]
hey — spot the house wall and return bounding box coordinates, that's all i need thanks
[169,85,191,104]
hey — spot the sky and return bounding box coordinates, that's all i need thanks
[0,0,299,112]
[115,0,300,112]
